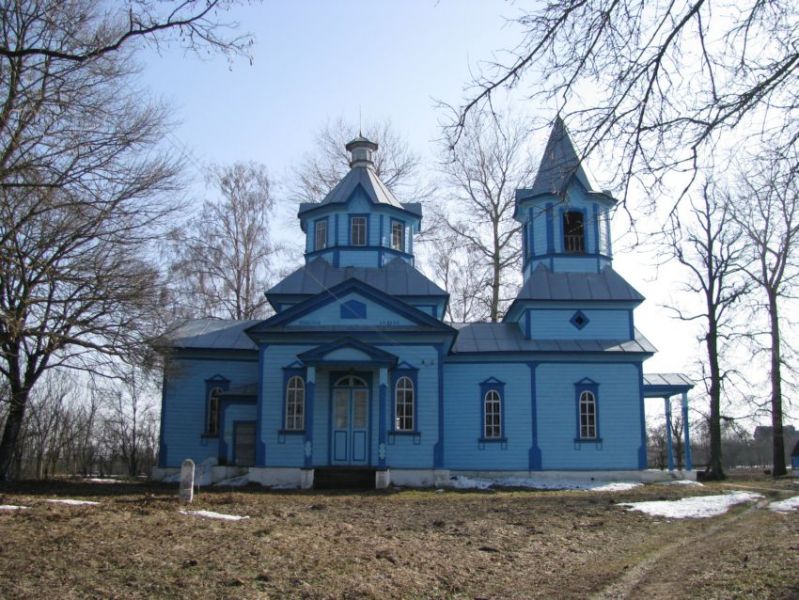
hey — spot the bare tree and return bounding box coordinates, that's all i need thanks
[0,1,248,479]
[292,116,422,203]
[99,366,159,477]
[665,181,750,479]
[454,2,799,203]
[0,0,252,64]
[169,162,277,320]
[436,110,535,321]
[422,231,486,323]
[732,153,799,477]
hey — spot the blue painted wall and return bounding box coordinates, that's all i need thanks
[442,363,532,470]
[161,356,258,468]
[289,293,414,328]
[535,362,643,470]
[528,308,632,340]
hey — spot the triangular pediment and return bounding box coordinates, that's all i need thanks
[248,279,455,338]
[298,337,398,367]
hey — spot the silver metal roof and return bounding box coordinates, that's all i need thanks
[297,165,421,217]
[516,264,644,302]
[450,322,656,354]
[519,116,603,198]
[643,373,694,388]
[159,319,259,351]
[266,257,448,298]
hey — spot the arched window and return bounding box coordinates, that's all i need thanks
[394,376,414,431]
[483,389,502,439]
[579,390,597,439]
[285,376,305,431]
[206,386,223,436]
[563,210,585,254]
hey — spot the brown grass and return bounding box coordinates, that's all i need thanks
[0,476,796,599]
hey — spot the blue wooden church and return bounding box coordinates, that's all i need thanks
[156,118,694,488]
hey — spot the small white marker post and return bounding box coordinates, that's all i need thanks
[180,459,195,503]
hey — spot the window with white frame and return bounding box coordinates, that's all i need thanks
[579,390,597,439]
[351,216,367,246]
[394,376,414,431]
[483,389,502,439]
[314,219,328,251]
[391,220,405,252]
[285,376,305,431]
[206,386,222,436]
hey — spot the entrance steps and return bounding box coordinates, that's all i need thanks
[313,468,376,490]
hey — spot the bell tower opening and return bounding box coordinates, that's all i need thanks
[563,211,585,254]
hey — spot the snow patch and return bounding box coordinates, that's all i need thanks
[659,479,704,486]
[590,482,642,492]
[0,504,28,510]
[619,491,761,519]
[179,509,249,521]
[450,475,643,491]
[769,495,799,512]
[46,498,100,506]
[84,478,125,484]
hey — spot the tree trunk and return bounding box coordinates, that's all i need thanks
[0,387,30,480]
[768,292,786,477]
[705,319,725,480]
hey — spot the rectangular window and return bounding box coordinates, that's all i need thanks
[563,211,585,254]
[351,216,367,246]
[314,219,328,251]
[391,220,405,252]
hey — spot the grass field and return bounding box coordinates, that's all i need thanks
[0,475,797,599]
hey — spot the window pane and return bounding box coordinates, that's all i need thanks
[207,387,222,435]
[579,391,596,438]
[484,390,501,438]
[334,390,348,429]
[315,220,327,250]
[351,216,366,246]
[353,390,368,428]
[285,376,305,430]
[395,377,414,431]
[391,222,405,251]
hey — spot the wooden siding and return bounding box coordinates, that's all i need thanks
[162,357,258,468]
[528,308,631,340]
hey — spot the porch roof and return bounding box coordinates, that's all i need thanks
[643,373,694,397]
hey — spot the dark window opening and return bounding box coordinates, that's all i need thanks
[563,211,585,254]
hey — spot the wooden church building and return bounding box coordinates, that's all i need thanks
[156,119,695,488]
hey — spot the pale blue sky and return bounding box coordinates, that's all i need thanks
[137,1,701,381]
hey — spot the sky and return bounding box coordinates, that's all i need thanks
[137,1,703,386]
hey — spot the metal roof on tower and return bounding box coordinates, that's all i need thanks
[298,135,422,219]
[266,257,447,299]
[517,116,608,200]
[515,263,644,302]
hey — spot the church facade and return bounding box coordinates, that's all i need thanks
[156,119,694,488]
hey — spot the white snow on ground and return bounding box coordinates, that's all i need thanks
[769,495,799,512]
[619,491,762,519]
[179,509,249,521]
[213,475,250,487]
[0,504,28,510]
[84,478,125,484]
[450,475,644,491]
[46,498,100,506]
[658,480,704,487]
[590,482,642,492]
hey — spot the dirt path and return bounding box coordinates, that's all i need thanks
[590,499,771,600]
